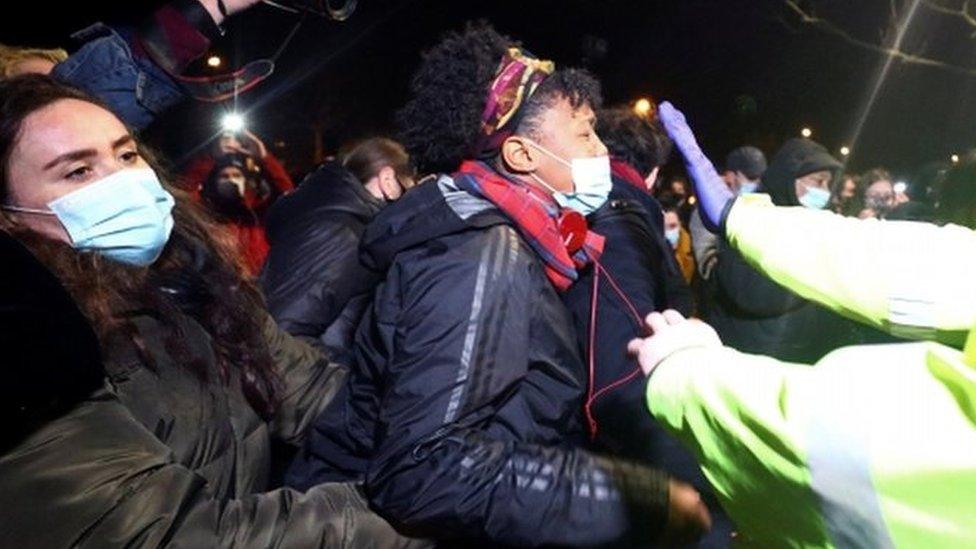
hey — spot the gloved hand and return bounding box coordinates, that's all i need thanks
[628,310,723,376]
[658,102,734,232]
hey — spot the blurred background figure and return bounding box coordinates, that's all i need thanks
[188,129,294,275]
[723,146,766,195]
[704,137,859,363]
[691,145,766,283]
[663,175,696,226]
[830,172,861,216]
[934,155,976,228]
[887,162,945,222]
[0,44,66,77]
[858,168,895,219]
[262,137,415,367]
[659,191,697,284]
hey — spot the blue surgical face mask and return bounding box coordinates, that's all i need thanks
[798,185,831,210]
[528,141,612,216]
[665,227,681,249]
[3,168,175,265]
[738,181,759,195]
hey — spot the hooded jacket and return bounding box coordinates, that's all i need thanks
[706,138,856,363]
[262,161,385,367]
[286,175,671,546]
[761,138,841,207]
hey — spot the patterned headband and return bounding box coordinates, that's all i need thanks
[473,47,555,156]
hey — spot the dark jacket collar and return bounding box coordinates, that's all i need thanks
[360,174,507,271]
[265,161,383,241]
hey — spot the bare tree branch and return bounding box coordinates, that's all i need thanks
[784,0,976,76]
[921,0,976,36]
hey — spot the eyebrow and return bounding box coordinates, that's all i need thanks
[43,134,135,171]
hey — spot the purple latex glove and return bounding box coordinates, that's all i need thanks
[658,102,735,232]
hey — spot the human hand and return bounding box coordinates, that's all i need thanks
[627,310,722,376]
[660,479,712,546]
[198,0,263,26]
[239,129,268,159]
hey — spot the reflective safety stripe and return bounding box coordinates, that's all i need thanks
[439,176,495,220]
[805,393,895,548]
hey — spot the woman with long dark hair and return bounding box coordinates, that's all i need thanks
[0,74,423,548]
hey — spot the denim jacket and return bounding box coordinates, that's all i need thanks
[52,24,185,132]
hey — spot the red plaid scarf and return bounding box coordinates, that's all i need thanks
[455,160,603,291]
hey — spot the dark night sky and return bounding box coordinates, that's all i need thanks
[6,0,976,180]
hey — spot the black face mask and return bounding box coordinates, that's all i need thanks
[214,178,245,201]
[865,194,895,216]
[203,177,252,222]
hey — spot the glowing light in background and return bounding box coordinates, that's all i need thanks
[222,112,246,133]
[634,98,653,117]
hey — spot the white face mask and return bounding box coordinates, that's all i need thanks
[527,141,612,215]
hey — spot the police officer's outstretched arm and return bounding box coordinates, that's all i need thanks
[629,310,835,546]
[659,101,976,346]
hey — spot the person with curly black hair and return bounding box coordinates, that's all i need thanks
[287,22,711,546]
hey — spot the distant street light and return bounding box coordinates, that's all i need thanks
[634,98,653,117]
[801,127,813,138]
[840,146,850,157]
[207,55,222,68]
[952,154,961,164]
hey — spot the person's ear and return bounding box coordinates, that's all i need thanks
[645,167,660,191]
[377,166,402,200]
[500,136,541,174]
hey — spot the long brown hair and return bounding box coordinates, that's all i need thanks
[0,75,280,419]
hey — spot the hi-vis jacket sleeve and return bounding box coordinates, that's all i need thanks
[645,345,831,545]
[725,195,976,346]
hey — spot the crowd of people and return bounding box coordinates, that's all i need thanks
[2,0,976,547]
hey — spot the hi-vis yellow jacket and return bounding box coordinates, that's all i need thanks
[647,195,976,547]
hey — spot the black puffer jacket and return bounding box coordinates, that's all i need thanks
[561,187,734,547]
[706,138,857,362]
[0,232,424,548]
[262,161,385,366]
[287,176,671,546]
[562,195,690,461]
